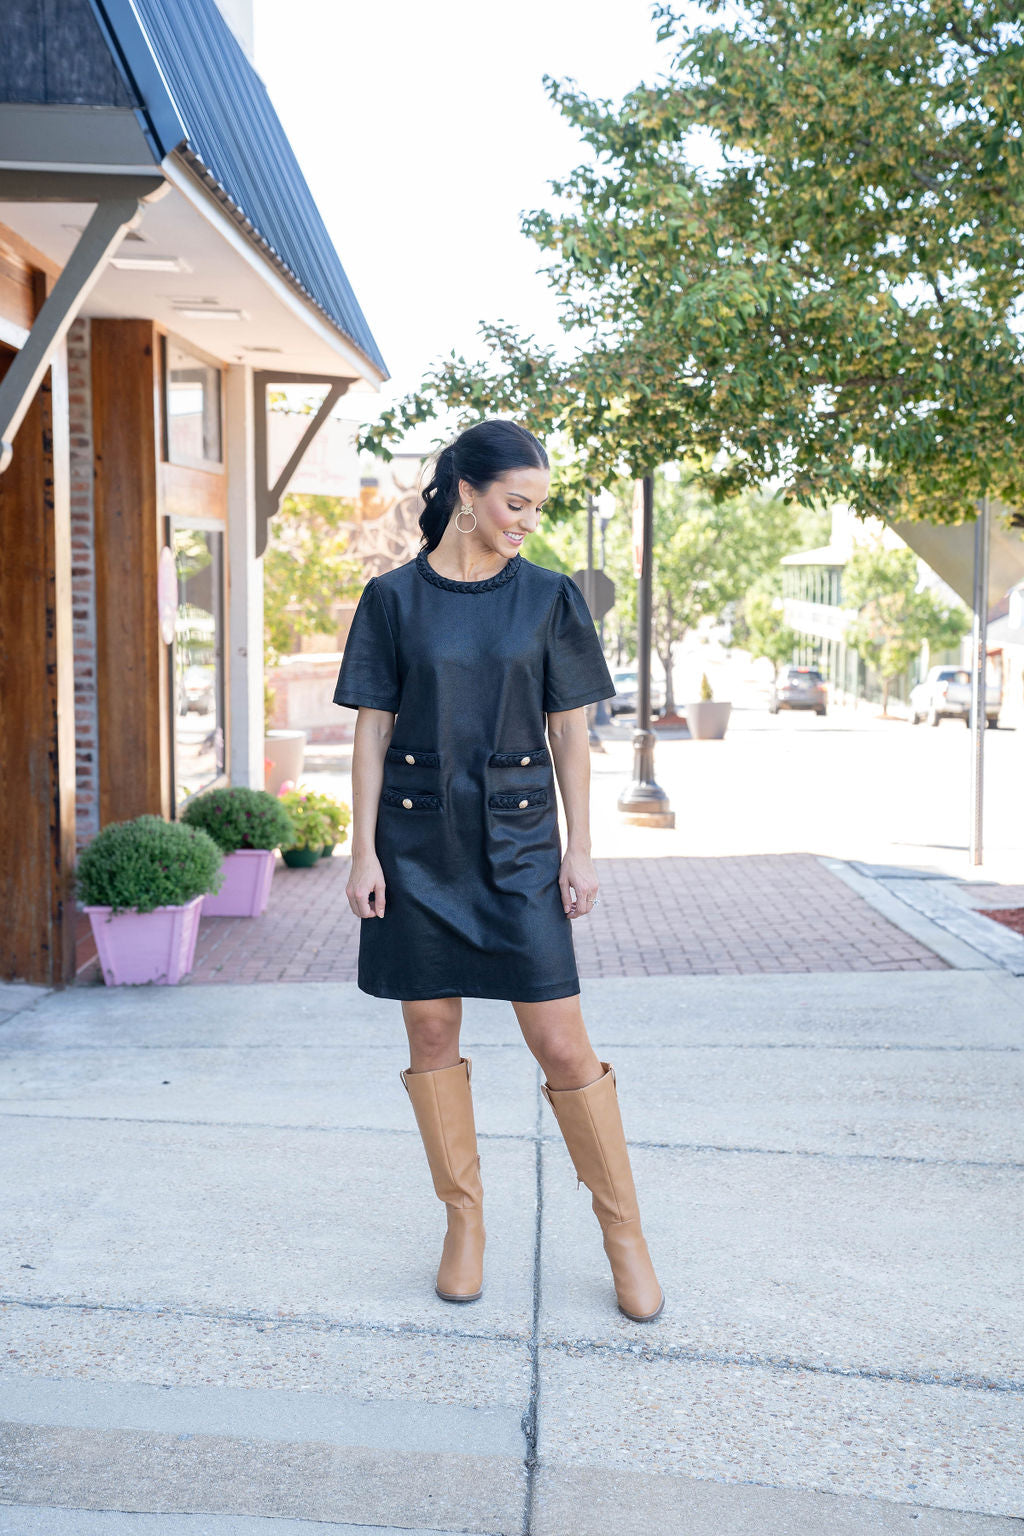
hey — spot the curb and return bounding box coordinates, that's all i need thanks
[819,859,1005,972]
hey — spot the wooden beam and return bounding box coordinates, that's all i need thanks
[0,339,76,985]
[92,319,169,827]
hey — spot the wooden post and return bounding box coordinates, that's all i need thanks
[92,319,170,826]
[0,333,77,984]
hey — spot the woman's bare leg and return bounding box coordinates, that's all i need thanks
[401,997,463,1073]
[511,994,603,1089]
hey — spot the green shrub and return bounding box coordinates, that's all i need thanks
[277,788,333,850]
[77,815,224,914]
[180,786,295,853]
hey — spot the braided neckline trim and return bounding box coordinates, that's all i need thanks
[416,547,522,593]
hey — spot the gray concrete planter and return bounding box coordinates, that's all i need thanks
[686,700,732,740]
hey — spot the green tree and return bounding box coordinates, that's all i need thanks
[843,545,970,714]
[735,579,801,669]
[263,492,365,712]
[589,468,804,711]
[359,1,1024,529]
[652,472,804,711]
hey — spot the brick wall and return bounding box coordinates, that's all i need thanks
[67,317,99,851]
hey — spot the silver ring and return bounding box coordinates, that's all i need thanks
[592,897,600,907]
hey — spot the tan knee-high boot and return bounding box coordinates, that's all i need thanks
[400,1055,485,1302]
[542,1060,664,1322]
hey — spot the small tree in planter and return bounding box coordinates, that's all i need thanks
[77,815,223,985]
[181,787,295,916]
[686,673,733,741]
[277,788,333,868]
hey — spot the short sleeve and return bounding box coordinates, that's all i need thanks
[332,577,401,712]
[543,575,616,713]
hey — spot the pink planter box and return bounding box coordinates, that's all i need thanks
[201,848,276,917]
[84,895,204,986]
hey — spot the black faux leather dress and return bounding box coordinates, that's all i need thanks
[332,547,616,1002]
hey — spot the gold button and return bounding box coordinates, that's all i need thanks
[518,798,529,808]
[405,753,415,764]
[520,755,531,765]
[402,797,413,809]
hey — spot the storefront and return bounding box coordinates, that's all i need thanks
[0,0,387,984]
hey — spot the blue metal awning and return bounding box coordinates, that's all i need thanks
[90,0,388,378]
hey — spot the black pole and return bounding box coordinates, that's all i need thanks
[595,512,610,726]
[585,495,600,744]
[617,473,673,825]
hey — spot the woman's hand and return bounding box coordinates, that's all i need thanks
[559,846,599,919]
[347,851,387,919]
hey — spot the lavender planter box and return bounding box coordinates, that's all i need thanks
[201,848,276,917]
[84,895,204,986]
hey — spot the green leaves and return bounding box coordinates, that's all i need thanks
[358,0,1023,529]
[180,787,296,854]
[843,543,970,685]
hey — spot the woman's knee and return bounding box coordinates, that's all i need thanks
[402,999,461,1065]
[524,1023,601,1085]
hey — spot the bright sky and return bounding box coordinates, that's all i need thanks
[251,0,689,447]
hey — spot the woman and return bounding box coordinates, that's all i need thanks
[334,418,663,1323]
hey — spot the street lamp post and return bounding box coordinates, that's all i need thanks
[617,473,674,827]
[585,494,600,746]
[595,489,616,727]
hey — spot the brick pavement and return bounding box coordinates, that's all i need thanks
[75,849,946,986]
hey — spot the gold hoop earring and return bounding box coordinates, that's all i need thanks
[455,504,477,533]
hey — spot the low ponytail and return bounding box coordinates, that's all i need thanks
[418,419,549,553]
[419,444,458,552]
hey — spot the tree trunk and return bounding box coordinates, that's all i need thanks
[664,593,676,714]
[882,676,890,715]
[657,649,675,715]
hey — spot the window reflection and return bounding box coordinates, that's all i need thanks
[174,527,224,801]
[166,339,222,465]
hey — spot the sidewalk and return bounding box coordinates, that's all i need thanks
[91,850,944,988]
[7,712,1024,1533]
[1,965,1022,1532]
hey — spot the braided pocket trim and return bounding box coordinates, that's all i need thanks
[489,748,551,767]
[381,786,442,811]
[488,788,549,810]
[385,745,440,767]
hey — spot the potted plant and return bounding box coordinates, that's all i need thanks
[181,787,295,916]
[77,814,223,985]
[306,791,351,857]
[277,788,333,867]
[686,673,733,740]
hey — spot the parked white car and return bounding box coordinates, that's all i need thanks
[909,666,1000,727]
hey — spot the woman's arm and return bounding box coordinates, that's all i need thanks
[345,706,395,919]
[546,706,599,919]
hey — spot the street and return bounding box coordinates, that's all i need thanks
[588,692,1024,878]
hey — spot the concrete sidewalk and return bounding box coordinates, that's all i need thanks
[1,971,1023,1533]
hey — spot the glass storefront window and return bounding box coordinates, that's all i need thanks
[165,338,223,466]
[173,526,225,802]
